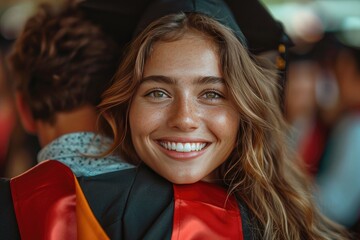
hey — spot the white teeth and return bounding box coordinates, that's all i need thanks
[176,143,184,152]
[183,143,191,152]
[160,141,207,152]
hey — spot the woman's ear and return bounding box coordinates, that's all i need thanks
[15,91,37,134]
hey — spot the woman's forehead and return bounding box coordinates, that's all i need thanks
[143,35,221,79]
[148,31,220,60]
[152,29,215,45]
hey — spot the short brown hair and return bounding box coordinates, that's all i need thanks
[8,4,119,123]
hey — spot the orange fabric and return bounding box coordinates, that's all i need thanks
[74,175,109,240]
[10,160,109,240]
[172,182,243,240]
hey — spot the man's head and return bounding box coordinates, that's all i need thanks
[8,4,119,131]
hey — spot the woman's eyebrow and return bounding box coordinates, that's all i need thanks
[141,75,225,85]
[195,76,225,85]
[141,75,176,84]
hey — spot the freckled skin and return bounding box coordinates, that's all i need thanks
[129,33,240,184]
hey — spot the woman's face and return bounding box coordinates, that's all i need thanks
[129,33,240,184]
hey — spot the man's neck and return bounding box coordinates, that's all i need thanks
[36,105,99,147]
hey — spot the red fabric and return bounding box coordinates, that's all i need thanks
[172,182,243,240]
[299,120,327,176]
[10,160,77,240]
[0,106,15,164]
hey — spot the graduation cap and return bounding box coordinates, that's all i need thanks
[80,0,292,54]
[133,0,247,45]
[224,0,293,55]
[80,0,292,111]
[79,0,153,50]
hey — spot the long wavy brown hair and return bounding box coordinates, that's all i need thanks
[99,12,350,240]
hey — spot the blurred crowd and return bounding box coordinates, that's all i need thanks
[285,32,360,232]
[0,0,359,236]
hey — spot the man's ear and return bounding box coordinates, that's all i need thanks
[15,92,37,134]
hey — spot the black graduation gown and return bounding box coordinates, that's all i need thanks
[0,164,255,239]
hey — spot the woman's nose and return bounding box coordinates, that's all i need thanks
[167,97,200,132]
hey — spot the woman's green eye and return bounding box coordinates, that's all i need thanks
[146,90,169,98]
[153,91,165,98]
[204,91,221,99]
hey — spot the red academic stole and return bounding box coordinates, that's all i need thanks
[172,182,244,240]
[10,160,243,239]
[10,160,109,240]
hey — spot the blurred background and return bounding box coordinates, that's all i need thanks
[0,0,359,235]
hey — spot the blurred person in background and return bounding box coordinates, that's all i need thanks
[285,35,342,177]
[0,48,39,177]
[0,49,16,174]
[285,32,360,236]
[285,55,319,160]
[6,2,133,177]
[313,39,360,235]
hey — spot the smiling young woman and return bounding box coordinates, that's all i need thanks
[98,11,350,240]
[129,32,240,184]
[0,1,352,239]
